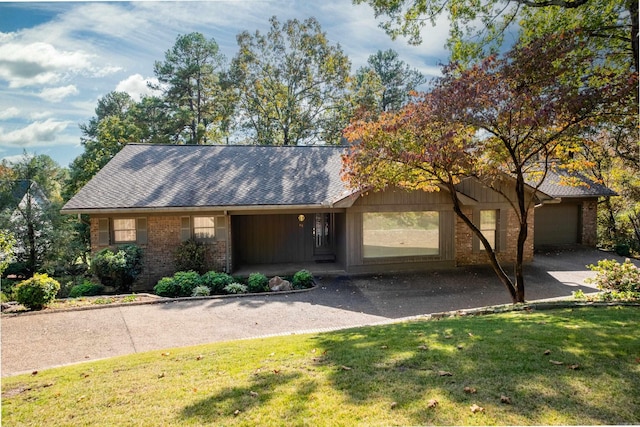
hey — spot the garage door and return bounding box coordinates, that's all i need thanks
[534,203,580,247]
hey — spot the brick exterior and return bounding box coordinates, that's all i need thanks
[91,215,229,291]
[455,208,534,266]
[580,199,598,246]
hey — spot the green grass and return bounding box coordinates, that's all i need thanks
[2,306,639,426]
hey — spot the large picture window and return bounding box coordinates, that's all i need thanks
[363,211,439,258]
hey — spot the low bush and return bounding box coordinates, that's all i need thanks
[14,273,60,310]
[191,285,211,297]
[69,282,105,298]
[173,271,202,297]
[586,259,640,292]
[201,271,234,294]
[224,282,248,294]
[247,273,269,293]
[153,277,181,298]
[292,269,314,289]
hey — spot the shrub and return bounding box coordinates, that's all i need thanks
[91,245,143,293]
[14,273,60,310]
[224,282,248,294]
[586,259,640,293]
[174,240,206,274]
[173,271,202,297]
[191,285,211,297]
[69,281,105,298]
[292,270,314,289]
[153,277,181,298]
[201,271,234,294]
[247,273,269,293]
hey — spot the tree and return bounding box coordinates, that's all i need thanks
[151,32,228,145]
[230,16,352,145]
[343,32,636,303]
[0,229,15,278]
[0,154,65,276]
[354,0,638,71]
[355,49,426,113]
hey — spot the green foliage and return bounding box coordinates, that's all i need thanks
[69,281,105,298]
[247,273,269,293]
[191,285,211,297]
[14,273,60,310]
[231,16,352,145]
[292,269,314,289]
[153,277,182,298]
[91,244,143,293]
[174,240,206,274]
[223,282,248,294]
[586,259,640,292]
[173,271,203,297]
[200,271,234,294]
[0,229,15,277]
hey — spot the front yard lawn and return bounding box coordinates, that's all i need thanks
[2,306,639,426]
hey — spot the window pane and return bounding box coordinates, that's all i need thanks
[480,210,497,250]
[113,219,136,243]
[363,211,439,258]
[193,216,215,240]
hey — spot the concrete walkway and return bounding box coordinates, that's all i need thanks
[1,247,633,376]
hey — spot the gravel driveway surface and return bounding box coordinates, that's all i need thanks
[2,246,633,376]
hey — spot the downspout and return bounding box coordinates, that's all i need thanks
[225,211,231,273]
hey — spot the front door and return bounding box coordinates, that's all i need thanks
[313,213,335,260]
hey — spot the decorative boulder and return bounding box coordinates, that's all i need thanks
[269,276,292,292]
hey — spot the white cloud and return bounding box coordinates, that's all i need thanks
[0,119,72,147]
[115,74,160,101]
[0,41,120,88]
[38,85,79,102]
[0,107,20,120]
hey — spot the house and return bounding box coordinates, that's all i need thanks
[61,144,610,289]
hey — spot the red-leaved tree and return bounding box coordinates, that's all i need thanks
[343,31,637,303]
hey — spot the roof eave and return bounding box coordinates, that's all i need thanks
[60,203,341,216]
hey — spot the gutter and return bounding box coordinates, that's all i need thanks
[60,203,344,216]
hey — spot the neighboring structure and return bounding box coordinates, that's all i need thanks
[532,169,616,248]
[61,144,610,289]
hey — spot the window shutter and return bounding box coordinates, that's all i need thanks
[98,218,110,246]
[181,217,191,241]
[136,218,148,245]
[215,216,227,241]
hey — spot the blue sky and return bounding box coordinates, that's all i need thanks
[0,1,452,167]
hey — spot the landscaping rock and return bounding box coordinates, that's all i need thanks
[269,276,292,292]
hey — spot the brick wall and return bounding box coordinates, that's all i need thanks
[455,208,534,266]
[580,199,598,246]
[90,215,229,291]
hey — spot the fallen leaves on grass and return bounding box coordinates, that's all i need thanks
[550,360,564,365]
[544,349,551,355]
[438,370,453,376]
[341,365,352,371]
[249,391,259,398]
[427,399,438,408]
[569,364,580,370]
[417,345,428,351]
[464,386,477,394]
[470,404,484,413]
[501,395,512,404]
[390,401,398,409]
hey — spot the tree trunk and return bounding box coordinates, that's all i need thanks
[629,0,639,73]
[447,182,519,303]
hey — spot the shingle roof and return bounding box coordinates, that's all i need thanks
[62,144,353,212]
[530,168,616,198]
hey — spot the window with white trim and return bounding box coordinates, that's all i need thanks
[181,216,226,242]
[480,210,497,250]
[113,218,137,243]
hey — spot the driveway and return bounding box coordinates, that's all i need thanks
[1,246,632,377]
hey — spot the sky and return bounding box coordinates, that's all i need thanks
[0,1,452,168]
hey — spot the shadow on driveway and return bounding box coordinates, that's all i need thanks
[1,246,632,376]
